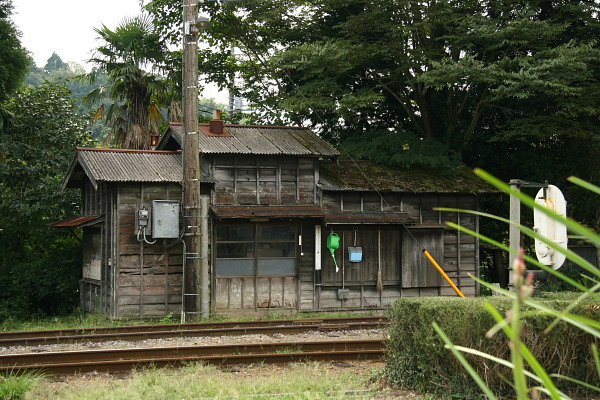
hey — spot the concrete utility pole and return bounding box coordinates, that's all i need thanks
[182,0,209,319]
[508,180,522,287]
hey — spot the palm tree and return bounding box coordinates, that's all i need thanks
[81,14,175,149]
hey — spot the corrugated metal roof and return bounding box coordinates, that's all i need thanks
[165,124,340,157]
[62,148,216,189]
[319,160,498,194]
[212,205,325,219]
[78,149,183,185]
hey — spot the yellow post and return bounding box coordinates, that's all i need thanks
[422,249,465,298]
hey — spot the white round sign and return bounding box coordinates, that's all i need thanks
[533,185,568,269]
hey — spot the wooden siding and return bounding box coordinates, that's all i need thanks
[401,228,443,287]
[298,223,316,310]
[83,179,103,215]
[317,192,479,309]
[211,155,316,205]
[81,164,480,317]
[114,183,183,318]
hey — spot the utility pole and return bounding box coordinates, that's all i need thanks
[182,0,209,320]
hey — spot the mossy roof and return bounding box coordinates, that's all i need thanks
[319,160,498,194]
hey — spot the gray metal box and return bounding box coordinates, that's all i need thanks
[151,200,180,239]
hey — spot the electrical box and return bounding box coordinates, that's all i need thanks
[151,200,180,239]
[138,207,150,228]
[348,247,363,262]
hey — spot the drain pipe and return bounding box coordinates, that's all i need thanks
[200,196,210,318]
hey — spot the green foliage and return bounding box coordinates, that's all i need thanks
[27,362,379,399]
[24,55,112,142]
[0,370,41,400]
[408,172,600,399]
[341,129,461,170]
[0,82,93,318]
[81,14,175,149]
[143,0,600,228]
[0,0,29,101]
[385,295,600,399]
[43,52,66,73]
[0,0,30,132]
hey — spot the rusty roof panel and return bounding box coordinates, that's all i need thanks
[324,211,417,225]
[319,160,497,194]
[77,149,183,184]
[211,205,325,219]
[167,124,339,157]
[50,215,102,228]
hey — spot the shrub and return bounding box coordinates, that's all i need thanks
[385,295,599,399]
[386,170,600,399]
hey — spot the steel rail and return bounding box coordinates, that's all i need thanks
[0,339,386,375]
[0,317,387,347]
[0,316,385,338]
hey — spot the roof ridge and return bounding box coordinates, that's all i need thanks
[76,147,181,155]
[168,122,307,130]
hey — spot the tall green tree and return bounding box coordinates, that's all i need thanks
[82,14,175,149]
[0,82,93,317]
[25,56,112,142]
[0,0,30,130]
[144,1,599,150]
[144,0,600,227]
[43,52,66,73]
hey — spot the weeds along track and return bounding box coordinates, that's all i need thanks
[0,316,388,347]
[0,339,385,375]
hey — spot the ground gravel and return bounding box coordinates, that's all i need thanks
[0,328,386,354]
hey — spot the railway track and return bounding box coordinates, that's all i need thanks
[0,339,386,375]
[0,316,387,348]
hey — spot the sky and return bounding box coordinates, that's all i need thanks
[12,0,143,69]
[12,0,227,102]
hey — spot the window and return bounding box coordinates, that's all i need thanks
[216,223,296,276]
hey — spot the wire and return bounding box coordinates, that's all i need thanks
[137,227,157,245]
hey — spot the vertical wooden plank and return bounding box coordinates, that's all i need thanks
[402,229,443,288]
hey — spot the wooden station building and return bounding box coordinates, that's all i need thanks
[56,117,493,318]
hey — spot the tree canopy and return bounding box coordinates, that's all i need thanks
[0,0,29,98]
[81,14,176,149]
[0,82,93,316]
[143,0,600,228]
[0,0,30,129]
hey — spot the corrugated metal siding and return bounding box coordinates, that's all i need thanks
[168,124,339,157]
[78,150,183,183]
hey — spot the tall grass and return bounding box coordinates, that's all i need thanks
[0,370,42,400]
[436,170,600,399]
[25,362,385,400]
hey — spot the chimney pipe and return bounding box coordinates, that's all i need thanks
[209,109,224,135]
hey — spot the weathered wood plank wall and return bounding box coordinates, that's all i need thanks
[316,191,479,310]
[114,183,182,318]
[211,155,316,205]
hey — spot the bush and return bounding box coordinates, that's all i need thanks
[385,295,600,399]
